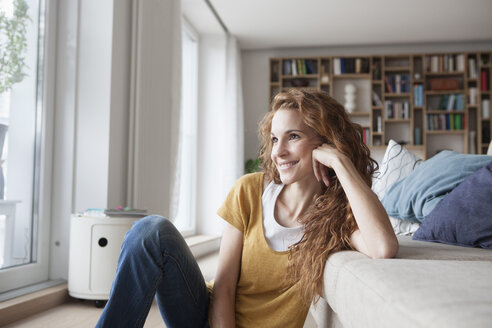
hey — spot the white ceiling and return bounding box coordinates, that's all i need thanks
[182,0,492,50]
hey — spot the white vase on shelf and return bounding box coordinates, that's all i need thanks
[344,83,356,113]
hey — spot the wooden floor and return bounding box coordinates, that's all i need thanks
[3,251,317,327]
[3,299,165,328]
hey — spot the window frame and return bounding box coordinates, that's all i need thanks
[175,17,199,238]
[0,0,55,293]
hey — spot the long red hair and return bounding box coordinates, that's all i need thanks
[258,89,377,304]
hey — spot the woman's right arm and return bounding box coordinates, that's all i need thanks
[211,222,243,327]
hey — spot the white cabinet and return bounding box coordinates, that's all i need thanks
[68,215,140,302]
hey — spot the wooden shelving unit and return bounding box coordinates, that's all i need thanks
[269,51,492,158]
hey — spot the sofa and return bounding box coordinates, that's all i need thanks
[310,141,492,328]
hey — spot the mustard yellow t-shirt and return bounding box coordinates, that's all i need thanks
[213,172,310,328]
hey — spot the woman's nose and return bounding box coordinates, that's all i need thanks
[274,140,288,157]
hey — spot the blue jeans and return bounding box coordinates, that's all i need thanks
[95,215,210,328]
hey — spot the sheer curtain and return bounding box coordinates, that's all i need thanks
[196,34,245,236]
[222,35,245,196]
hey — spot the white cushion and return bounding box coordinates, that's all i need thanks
[372,140,422,200]
[372,140,423,235]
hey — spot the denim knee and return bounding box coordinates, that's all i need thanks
[124,215,180,253]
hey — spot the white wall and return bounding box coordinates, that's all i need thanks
[241,41,492,164]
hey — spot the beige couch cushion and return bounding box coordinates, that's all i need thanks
[322,236,492,328]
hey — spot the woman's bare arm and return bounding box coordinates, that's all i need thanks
[211,222,243,327]
[313,144,399,259]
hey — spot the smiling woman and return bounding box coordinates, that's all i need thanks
[95,88,397,328]
[258,89,398,304]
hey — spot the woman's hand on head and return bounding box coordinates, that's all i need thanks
[312,143,348,187]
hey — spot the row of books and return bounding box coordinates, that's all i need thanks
[434,94,466,111]
[333,58,370,75]
[427,114,465,131]
[413,84,424,107]
[385,100,410,119]
[282,59,317,76]
[385,74,411,93]
[425,54,466,73]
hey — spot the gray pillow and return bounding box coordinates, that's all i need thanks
[382,150,492,223]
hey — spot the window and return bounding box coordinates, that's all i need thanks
[0,0,51,293]
[174,19,198,236]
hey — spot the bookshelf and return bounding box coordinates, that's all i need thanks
[269,51,492,158]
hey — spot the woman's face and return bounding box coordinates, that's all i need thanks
[270,109,321,186]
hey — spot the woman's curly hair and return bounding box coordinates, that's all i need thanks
[258,89,378,304]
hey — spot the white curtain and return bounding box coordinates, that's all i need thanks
[222,35,245,195]
[196,34,245,235]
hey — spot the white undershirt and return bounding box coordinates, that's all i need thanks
[262,181,304,252]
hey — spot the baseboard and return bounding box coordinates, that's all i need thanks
[0,283,69,326]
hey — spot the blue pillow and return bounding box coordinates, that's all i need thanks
[381,151,492,222]
[413,160,492,249]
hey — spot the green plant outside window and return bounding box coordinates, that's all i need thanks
[0,0,30,94]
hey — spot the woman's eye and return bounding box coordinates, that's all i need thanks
[289,134,300,140]
[271,137,278,143]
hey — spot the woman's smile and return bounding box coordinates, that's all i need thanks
[277,160,299,170]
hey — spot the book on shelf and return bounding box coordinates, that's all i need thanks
[372,91,383,106]
[427,113,465,130]
[271,63,279,81]
[333,57,369,75]
[457,54,465,72]
[372,61,381,80]
[334,58,341,75]
[104,208,148,217]
[426,54,464,73]
[434,94,465,111]
[362,128,370,145]
[481,70,489,91]
[385,74,410,93]
[283,60,292,75]
[469,87,478,105]
[468,57,478,78]
[482,99,490,119]
[429,78,459,91]
[292,60,298,75]
[377,115,382,132]
[356,58,362,73]
[385,100,410,119]
[447,55,454,72]
[413,84,423,107]
[305,60,315,74]
[282,59,317,76]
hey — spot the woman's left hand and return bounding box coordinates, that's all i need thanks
[312,143,348,187]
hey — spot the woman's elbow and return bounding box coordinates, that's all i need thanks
[372,238,399,259]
